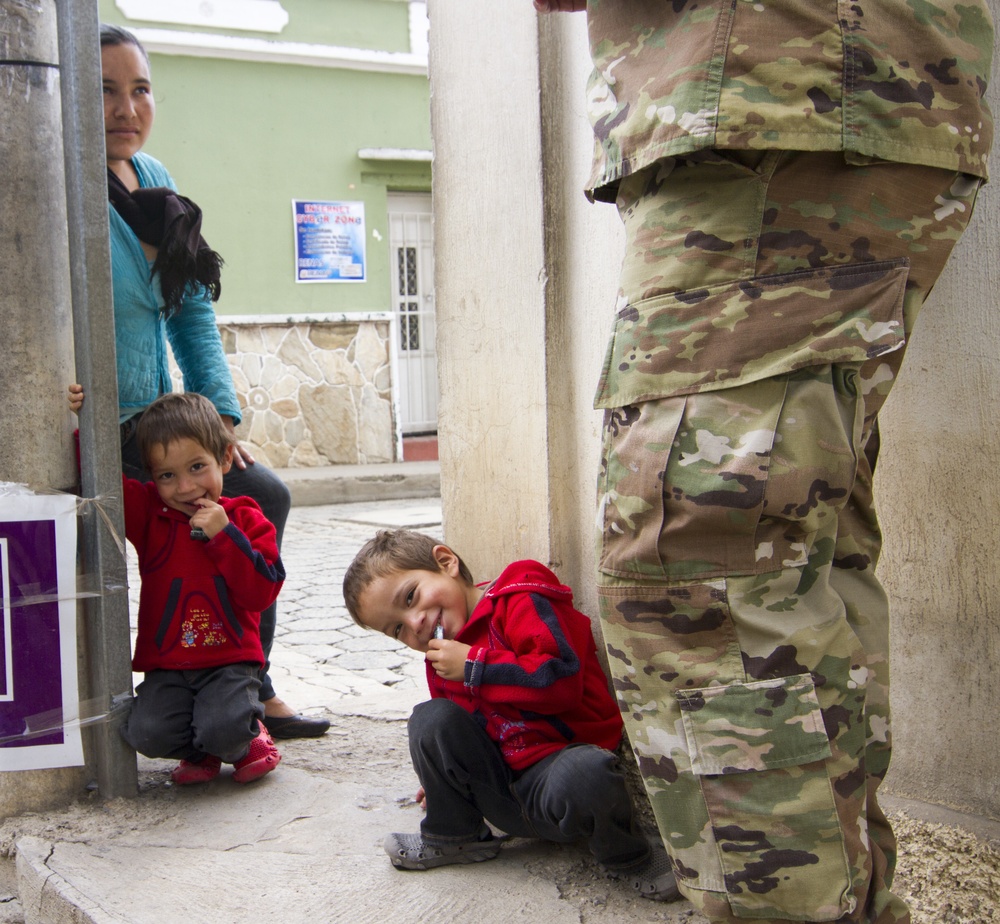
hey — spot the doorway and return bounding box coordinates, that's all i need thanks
[387,192,437,450]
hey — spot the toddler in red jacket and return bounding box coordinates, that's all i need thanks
[69,388,284,785]
[343,529,678,901]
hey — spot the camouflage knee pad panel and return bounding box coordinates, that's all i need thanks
[597,369,869,583]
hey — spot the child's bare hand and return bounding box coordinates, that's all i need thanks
[426,639,472,681]
[414,786,427,810]
[68,384,84,414]
[188,497,229,540]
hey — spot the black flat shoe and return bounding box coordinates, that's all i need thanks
[264,714,331,738]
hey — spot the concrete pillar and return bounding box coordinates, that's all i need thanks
[429,0,550,579]
[428,0,619,605]
[0,1,88,810]
[533,11,626,611]
[0,2,77,488]
[430,0,1000,823]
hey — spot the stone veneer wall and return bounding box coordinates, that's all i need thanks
[171,313,398,468]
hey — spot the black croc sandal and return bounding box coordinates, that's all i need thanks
[383,831,503,870]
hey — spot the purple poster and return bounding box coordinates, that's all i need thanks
[0,489,82,770]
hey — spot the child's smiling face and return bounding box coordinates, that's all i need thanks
[357,546,481,652]
[146,437,233,516]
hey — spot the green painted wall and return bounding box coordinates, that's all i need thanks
[273,0,414,50]
[97,1,431,316]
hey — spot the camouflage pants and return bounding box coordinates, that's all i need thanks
[595,151,981,923]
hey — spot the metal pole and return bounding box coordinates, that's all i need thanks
[55,0,137,799]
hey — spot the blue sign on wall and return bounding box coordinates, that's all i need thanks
[293,200,367,283]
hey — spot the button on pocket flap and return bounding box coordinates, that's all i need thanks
[595,259,908,408]
[676,674,832,776]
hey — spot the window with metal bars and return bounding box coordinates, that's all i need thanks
[397,246,420,350]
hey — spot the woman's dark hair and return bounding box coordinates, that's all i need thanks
[99,23,149,63]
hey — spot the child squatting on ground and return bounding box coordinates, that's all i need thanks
[343,529,679,901]
[69,386,284,784]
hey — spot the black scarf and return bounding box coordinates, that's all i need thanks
[107,169,223,316]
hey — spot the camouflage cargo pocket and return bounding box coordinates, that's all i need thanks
[597,400,686,582]
[598,369,865,580]
[596,259,908,580]
[676,675,854,920]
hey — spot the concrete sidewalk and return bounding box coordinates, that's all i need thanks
[2,479,997,923]
[2,492,699,924]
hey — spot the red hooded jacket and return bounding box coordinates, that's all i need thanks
[124,478,284,673]
[426,560,623,771]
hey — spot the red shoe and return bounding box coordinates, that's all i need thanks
[171,754,222,785]
[232,720,281,783]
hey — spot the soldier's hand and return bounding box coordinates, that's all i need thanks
[533,0,586,12]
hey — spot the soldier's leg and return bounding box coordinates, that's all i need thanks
[819,166,981,895]
[600,379,880,922]
[596,152,981,922]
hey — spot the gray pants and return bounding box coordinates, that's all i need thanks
[121,663,263,764]
[408,698,649,869]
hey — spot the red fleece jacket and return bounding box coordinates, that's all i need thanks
[426,560,623,771]
[124,478,284,673]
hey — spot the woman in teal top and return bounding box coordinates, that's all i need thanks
[100,24,328,739]
[108,150,238,424]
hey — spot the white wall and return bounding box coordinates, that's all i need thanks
[874,0,1000,819]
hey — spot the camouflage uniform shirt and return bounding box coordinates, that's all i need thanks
[585,0,994,202]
